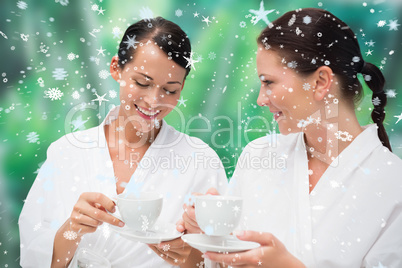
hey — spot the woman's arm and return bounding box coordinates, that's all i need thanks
[51,192,124,267]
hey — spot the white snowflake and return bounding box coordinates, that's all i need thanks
[141,215,149,231]
[183,52,198,71]
[385,89,397,98]
[55,0,69,6]
[175,9,183,17]
[112,27,122,39]
[297,119,310,128]
[377,20,386,27]
[288,14,296,26]
[109,90,117,99]
[372,96,381,106]
[52,68,68,80]
[303,15,312,24]
[33,222,41,231]
[45,87,64,100]
[352,56,361,63]
[208,51,216,60]
[17,1,28,9]
[20,33,29,42]
[239,21,246,28]
[303,83,311,91]
[162,244,170,252]
[63,230,77,240]
[287,61,297,69]
[91,4,99,11]
[102,224,110,239]
[139,6,154,21]
[335,131,353,142]
[67,52,77,61]
[72,91,80,100]
[123,35,139,50]
[26,132,39,143]
[99,70,110,79]
[34,222,42,232]
[387,20,400,31]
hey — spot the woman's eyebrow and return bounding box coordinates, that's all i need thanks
[136,72,153,81]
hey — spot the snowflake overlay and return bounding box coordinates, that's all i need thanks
[45,88,63,100]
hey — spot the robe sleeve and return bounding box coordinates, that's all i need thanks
[18,140,77,267]
[362,204,402,268]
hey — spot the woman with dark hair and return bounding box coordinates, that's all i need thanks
[180,8,402,267]
[19,17,227,267]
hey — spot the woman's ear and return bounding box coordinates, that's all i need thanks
[311,66,333,101]
[110,56,121,82]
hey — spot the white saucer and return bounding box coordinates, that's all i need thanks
[111,221,183,244]
[181,234,260,253]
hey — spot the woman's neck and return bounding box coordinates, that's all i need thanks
[107,109,161,150]
[303,104,363,165]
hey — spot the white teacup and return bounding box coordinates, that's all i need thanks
[116,192,163,232]
[195,195,243,236]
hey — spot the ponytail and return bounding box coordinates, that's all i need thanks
[361,62,392,151]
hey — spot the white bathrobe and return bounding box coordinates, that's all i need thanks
[19,106,228,268]
[228,125,402,268]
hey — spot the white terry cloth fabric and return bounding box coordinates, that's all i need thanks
[19,106,228,268]
[227,124,402,268]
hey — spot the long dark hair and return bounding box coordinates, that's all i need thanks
[257,8,391,151]
[118,17,192,78]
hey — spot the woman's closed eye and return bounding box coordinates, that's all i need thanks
[262,80,273,86]
[135,81,150,88]
[164,88,177,95]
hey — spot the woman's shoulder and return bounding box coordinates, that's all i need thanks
[48,126,101,153]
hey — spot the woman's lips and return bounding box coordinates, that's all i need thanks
[135,104,161,120]
[273,111,283,121]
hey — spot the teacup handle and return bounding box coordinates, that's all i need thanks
[108,198,123,222]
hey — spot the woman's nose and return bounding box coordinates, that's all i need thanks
[144,87,160,108]
[257,87,271,107]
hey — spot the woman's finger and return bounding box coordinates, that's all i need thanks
[71,212,102,228]
[74,199,124,227]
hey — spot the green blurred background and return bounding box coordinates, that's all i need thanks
[1,0,401,265]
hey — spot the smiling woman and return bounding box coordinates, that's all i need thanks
[18,17,228,268]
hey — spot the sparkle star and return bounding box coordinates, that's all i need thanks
[367,40,375,47]
[249,1,275,26]
[387,19,400,31]
[202,16,211,26]
[193,12,199,17]
[177,96,188,107]
[97,46,106,56]
[385,89,397,98]
[97,7,106,15]
[394,113,402,124]
[183,52,198,71]
[365,49,373,56]
[71,115,89,131]
[92,92,109,106]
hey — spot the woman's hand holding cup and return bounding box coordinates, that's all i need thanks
[68,192,124,237]
[178,187,220,234]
